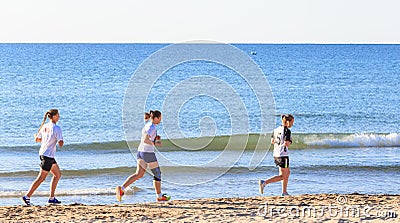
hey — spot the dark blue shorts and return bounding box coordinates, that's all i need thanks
[137,152,158,163]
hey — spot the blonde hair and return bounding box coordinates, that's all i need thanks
[37,109,59,134]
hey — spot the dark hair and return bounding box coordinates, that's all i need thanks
[144,112,151,120]
[149,110,162,119]
[37,109,59,133]
[281,114,294,123]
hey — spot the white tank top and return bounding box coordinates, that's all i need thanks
[137,122,157,153]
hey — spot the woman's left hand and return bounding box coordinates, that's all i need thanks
[155,141,162,147]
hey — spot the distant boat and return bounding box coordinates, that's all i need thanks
[251,51,257,55]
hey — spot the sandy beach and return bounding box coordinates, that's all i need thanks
[0,194,398,222]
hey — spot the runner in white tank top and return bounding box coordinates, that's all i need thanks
[21,109,64,206]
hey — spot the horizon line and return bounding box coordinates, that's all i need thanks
[1,41,399,45]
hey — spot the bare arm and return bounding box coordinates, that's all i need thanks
[284,140,292,147]
[144,134,162,147]
[144,134,153,145]
[34,134,42,143]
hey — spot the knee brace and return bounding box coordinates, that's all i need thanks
[151,167,162,181]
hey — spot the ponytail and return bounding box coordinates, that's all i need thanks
[37,109,59,134]
[37,112,50,134]
[144,112,151,121]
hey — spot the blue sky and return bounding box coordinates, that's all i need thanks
[0,0,399,43]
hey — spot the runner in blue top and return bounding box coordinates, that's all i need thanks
[116,110,170,202]
[259,114,294,196]
[21,109,64,205]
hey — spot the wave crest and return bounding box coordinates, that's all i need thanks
[1,133,399,153]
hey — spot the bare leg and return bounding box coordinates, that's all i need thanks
[264,168,283,184]
[122,159,146,188]
[49,164,61,197]
[153,181,161,195]
[26,169,49,197]
[281,167,290,194]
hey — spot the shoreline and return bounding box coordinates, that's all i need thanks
[1,194,399,222]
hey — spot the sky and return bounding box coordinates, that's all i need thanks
[0,0,399,43]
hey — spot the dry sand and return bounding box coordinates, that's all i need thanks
[1,194,399,222]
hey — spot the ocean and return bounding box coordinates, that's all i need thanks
[0,43,399,206]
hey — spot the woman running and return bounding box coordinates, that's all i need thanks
[259,114,294,196]
[21,109,64,205]
[116,110,170,202]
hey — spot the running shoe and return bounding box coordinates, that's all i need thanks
[258,180,265,194]
[156,194,171,202]
[48,197,61,204]
[116,186,124,202]
[21,196,31,206]
[281,193,290,197]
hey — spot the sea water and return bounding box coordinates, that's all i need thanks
[0,44,399,206]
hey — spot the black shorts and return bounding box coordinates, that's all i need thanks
[40,155,57,171]
[274,156,289,168]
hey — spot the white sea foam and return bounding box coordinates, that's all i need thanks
[306,133,400,148]
[0,186,141,198]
